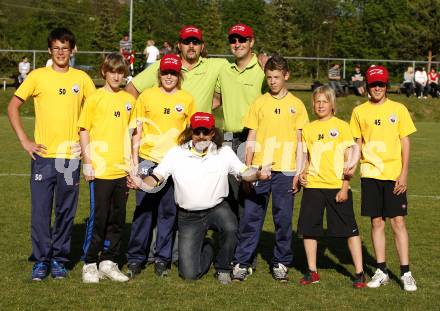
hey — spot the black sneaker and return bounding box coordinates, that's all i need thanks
[154,261,168,277]
[127,262,142,279]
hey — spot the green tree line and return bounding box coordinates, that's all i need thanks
[1,0,439,78]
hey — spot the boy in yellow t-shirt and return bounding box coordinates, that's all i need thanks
[297,85,366,288]
[7,28,95,281]
[232,55,309,282]
[126,54,195,278]
[79,53,136,283]
[350,65,417,291]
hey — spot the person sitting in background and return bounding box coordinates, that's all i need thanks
[328,63,343,96]
[428,67,439,98]
[18,56,31,84]
[414,67,428,99]
[351,64,365,96]
[402,66,414,98]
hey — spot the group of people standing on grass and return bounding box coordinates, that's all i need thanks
[7,25,417,292]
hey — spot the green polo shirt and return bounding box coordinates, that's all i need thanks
[215,54,265,132]
[132,57,227,113]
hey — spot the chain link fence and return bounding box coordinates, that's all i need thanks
[2,49,440,89]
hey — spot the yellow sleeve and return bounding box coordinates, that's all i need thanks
[14,70,36,101]
[295,101,309,129]
[340,122,356,148]
[243,100,259,130]
[82,73,96,100]
[398,106,417,138]
[186,95,196,125]
[135,92,146,125]
[301,128,309,153]
[78,95,95,131]
[349,109,362,139]
[128,95,138,129]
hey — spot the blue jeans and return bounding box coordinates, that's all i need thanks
[178,200,237,280]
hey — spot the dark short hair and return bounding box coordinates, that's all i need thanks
[101,53,129,78]
[177,127,224,148]
[264,54,289,74]
[47,27,76,49]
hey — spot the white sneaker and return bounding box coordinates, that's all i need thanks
[99,260,129,282]
[401,271,417,291]
[367,269,390,288]
[82,263,100,283]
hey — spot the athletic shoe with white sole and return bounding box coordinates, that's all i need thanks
[272,263,289,282]
[232,264,249,282]
[215,272,232,285]
[401,271,417,291]
[367,269,389,288]
[51,260,68,279]
[299,270,320,285]
[99,260,129,282]
[31,262,49,281]
[82,263,100,283]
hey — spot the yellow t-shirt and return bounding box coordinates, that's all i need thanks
[350,99,417,180]
[136,87,195,163]
[302,117,355,189]
[15,66,96,159]
[78,88,136,179]
[244,92,309,172]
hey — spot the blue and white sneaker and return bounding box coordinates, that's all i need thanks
[31,262,49,281]
[51,260,68,279]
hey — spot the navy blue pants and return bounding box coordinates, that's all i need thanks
[127,172,176,264]
[234,172,294,267]
[30,155,80,263]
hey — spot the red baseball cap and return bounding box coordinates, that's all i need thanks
[190,112,215,129]
[160,54,182,72]
[228,23,254,38]
[179,25,203,41]
[366,65,389,84]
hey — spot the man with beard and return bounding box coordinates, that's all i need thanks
[125,26,227,113]
[127,112,270,284]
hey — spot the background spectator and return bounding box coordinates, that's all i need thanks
[402,66,414,97]
[428,67,439,98]
[119,32,132,60]
[160,41,173,57]
[328,63,343,96]
[18,56,30,84]
[351,64,365,96]
[143,39,160,68]
[414,67,428,99]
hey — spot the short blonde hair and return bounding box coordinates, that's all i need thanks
[312,85,337,115]
[101,53,129,78]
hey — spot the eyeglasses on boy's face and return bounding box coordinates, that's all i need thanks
[181,38,201,46]
[193,127,212,136]
[369,82,387,88]
[228,36,249,44]
[51,47,70,53]
[160,70,179,76]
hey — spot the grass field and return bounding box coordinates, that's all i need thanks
[0,90,439,310]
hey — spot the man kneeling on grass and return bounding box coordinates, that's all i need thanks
[127,112,270,284]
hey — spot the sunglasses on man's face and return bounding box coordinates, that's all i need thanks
[181,38,201,46]
[228,36,249,44]
[193,127,212,136]
[369,82,387,88]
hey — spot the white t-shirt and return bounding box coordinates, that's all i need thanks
[154,143,247,211]
[145,45,160,63]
